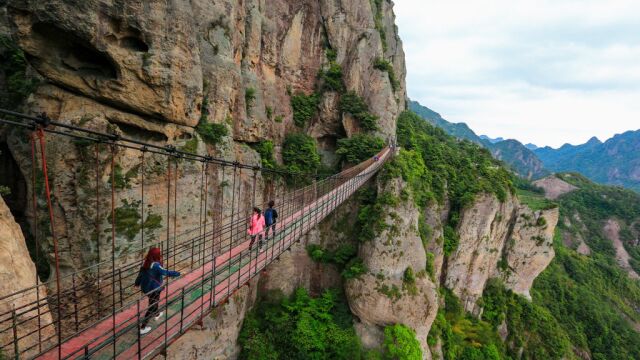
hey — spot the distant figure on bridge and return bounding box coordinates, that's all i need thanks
[264,200,278,239]
[248,207,265,250]
[135,247,181,335]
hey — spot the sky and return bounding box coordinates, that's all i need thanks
[393,0,640,148]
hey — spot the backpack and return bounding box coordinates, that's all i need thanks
[264,208,274,226]
[134,266,145,287]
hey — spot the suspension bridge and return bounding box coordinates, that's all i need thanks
[0,108,391,359]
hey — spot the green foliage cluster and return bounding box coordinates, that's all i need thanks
[393,110,513,210]
[373,58,399,92]
[306,243,366,279]
[0,36,38,110]
[425,252,435,280]
[442,225,459,256]
[251,140,277,170]
[516,189,558,211]
[107,199,163,241]
[0,185,10,197]
[354,188,397,243]
[382,324,422,360]
[342,258,367,279]
[196,118,228,146]
[319,62,345,93]
[513,177,557,211]
[480,279,572,359]
[282,133,321,174]
[307,243,356,265]
[238,288,363,360]
[336,134,385,164]
[245,87,256,111]
[339,91,379,131]
[110,164,139,190]
[265,106,273,120]
[531,240,640,360]
[291,92,320,127]
[418,216,431,249]
[428,289,507,360]
[402,267,417,295]
[180,136,199,154]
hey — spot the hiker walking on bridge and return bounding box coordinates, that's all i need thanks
[248,207,265,250]
[264,200,278,239]
[136,247,180,335]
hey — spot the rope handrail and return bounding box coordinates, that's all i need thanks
[0,107,394,359]
[0,108,348,177]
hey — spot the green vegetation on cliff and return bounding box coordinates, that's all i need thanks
[336,134,385,164]
[282,133,321,174]
[238,288,362,360]
[0,36,39,110]
[393,110,513,210]
[520,173,640,359]
[239,288,422,360]
[532,242,640,360]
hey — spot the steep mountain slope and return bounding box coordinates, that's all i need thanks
[520,174,640,359]
[535,132,640,192]
[408,100,548,180]
[408,100,483,144]
[491,140,549,180]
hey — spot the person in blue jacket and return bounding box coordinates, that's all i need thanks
[264,200,278,240]
[135,247,180,335]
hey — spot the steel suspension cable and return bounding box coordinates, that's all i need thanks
[35,127,63,359]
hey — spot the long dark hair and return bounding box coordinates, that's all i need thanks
[143,247,163,269]
[253,207,262,218]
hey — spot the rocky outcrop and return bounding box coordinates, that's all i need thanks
[445,194,517,312]
[603,219,640,280]
[533,175,578,200]
[346,178,439,359]
[501,205,559,299]
[0,196,54,358]
[445,193,559,311]
[167,278,259,360]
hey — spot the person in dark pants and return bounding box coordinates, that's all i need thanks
[248,207,265,250]
[264,200,278,240]
[135,247,180,335]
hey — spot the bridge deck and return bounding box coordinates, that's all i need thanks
[37,148,389,359]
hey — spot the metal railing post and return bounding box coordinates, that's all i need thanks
[136,299,141,360]
[12,308,19,360]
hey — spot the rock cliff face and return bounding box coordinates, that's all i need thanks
[347,180,559,358]
[346,178,439,356]
[445,194,558,309]
[0,0,406,357]
[0,196,54,358]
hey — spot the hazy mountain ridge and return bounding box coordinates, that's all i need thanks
[535,132,640,192]
[408,100,549,180]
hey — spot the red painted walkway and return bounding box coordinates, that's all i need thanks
[37,148,390,359]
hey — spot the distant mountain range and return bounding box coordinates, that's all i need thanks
[408,100,640,192]
[408,100,548,180]
[534,132,640,192]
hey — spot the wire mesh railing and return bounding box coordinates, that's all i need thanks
[0,108,392,359]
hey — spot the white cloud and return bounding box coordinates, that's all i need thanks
[394,0,640,147]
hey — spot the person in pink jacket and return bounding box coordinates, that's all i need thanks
[248,207,265,250]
